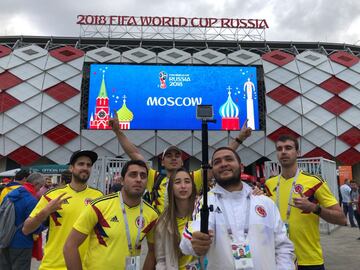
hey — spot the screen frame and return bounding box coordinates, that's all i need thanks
[80,63,266,131]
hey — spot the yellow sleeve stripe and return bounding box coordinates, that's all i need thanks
[143,200,158,215]
[91,193,118,205]
[88,186,104,195]
[301,171,326,183]
[44,185,67,195]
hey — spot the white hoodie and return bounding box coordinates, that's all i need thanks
[180,183,295,270]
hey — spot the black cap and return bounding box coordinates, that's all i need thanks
[14,169,30,181]
[69,150,98,165]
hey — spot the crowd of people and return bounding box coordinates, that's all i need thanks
[0,112,358,270]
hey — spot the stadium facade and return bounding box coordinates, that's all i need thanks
[0,35,359,177]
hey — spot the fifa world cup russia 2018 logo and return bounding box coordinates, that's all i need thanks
[159,71,167,89]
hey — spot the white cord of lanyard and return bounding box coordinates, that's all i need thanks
[276,168,300,222]
[217,193,251,241]
[119,192,143,256]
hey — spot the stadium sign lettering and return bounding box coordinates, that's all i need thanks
[77,15,269,29]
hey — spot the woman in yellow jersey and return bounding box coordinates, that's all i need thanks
[155,168,200,270]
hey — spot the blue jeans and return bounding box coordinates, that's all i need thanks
[343,202,356,227]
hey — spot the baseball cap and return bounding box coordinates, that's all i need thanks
[69,150,98,165]
[162,146,182,159]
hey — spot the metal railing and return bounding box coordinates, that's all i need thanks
[88,157,152,194]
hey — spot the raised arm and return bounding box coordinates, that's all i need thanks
[109,110,145,161]
[228,119,252,151]
[206,120,252,181]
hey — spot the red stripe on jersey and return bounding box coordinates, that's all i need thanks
[94,225,108,247]
[142,218,157,234]
[304,182,322,198]
[92,205,110,227]
[44,195,61,226]
[301,182,323,213]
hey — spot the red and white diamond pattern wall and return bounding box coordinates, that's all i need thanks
[0,44,84,165]
[0,43,359,166]
[264,49,360,165]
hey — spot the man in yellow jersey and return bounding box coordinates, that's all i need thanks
[0,169,30,204]
[22,150,103,270]
[109,113,251,213]
[64,160,158,270]
[265,135,346,270]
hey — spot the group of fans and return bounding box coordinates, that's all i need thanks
[0,112,350,270]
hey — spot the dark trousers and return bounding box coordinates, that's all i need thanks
[354,209,360,229]
[0,248,32,270]
[343,202,356,227]
[298,265,325,270]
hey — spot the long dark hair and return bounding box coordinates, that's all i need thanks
[156,168,197,256]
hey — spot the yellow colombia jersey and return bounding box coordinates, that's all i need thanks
[29,184,103,270]
[73,192,158,270]
[265,171,338,266]
[147,168,202,214]
[177,217,198,270]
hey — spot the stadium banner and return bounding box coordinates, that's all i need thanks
[87,64,260,131]
[77,15,269,29]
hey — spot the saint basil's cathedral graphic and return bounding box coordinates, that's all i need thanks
[219,87,240,130]
[89,71,134,130]
[218,80,256,130]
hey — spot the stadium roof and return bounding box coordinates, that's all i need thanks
[1,36,360,56]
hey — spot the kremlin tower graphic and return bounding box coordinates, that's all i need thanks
[219,87,240,130]
[89,70,134,130]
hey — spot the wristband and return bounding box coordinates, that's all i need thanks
[313,205,322,215]
[235,137,243,144]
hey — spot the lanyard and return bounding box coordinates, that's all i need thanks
[119,192,143,256]
[217,192,251,241]
[276,168,300,222]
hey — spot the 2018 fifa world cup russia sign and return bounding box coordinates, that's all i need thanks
[77,15,269,29]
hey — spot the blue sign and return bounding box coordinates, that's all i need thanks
[87,64,260,130]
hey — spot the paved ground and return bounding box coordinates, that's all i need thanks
[31,226,360,270]
[320,226,360,270]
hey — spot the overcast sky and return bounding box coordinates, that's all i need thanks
[0,0,359,44]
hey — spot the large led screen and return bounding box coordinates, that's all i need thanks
[87,64,260,130]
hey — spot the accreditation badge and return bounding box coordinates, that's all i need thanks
[125,256,140,270]
[231,242,254,269]
[185,260,201,270]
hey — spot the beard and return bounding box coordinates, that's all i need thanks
[215,169,241,188]
[123,185,145,199]
[72,171,90,184]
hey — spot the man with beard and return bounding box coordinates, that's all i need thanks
[63,160,158,270]
[22,150,103,270]
[265,135,346,270]
[180,147,295,270]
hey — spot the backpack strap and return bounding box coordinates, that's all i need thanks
[149,172,166,205]
[143,171,166,205]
